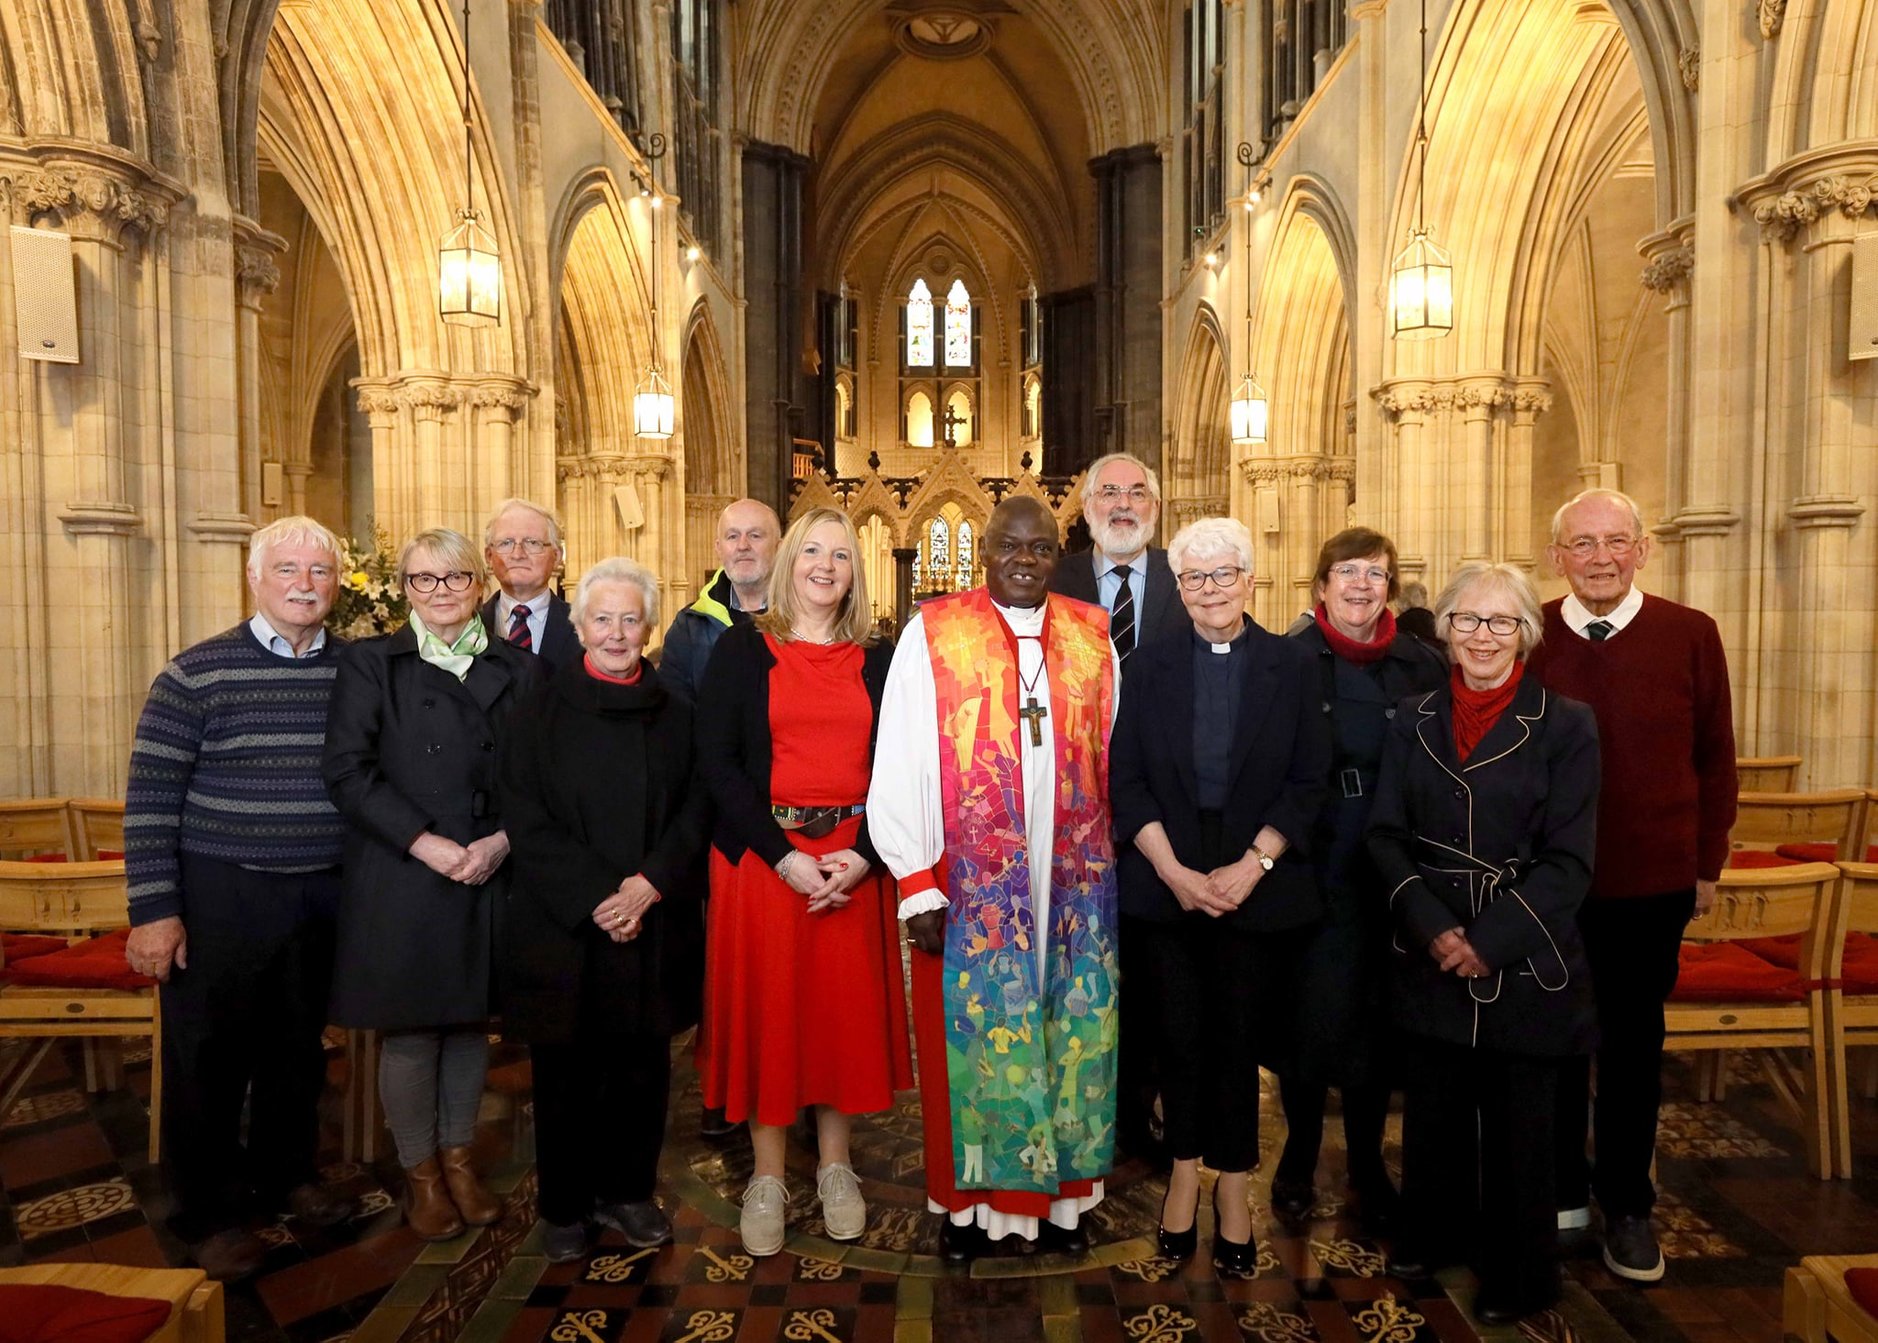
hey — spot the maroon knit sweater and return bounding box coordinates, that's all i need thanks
[1525,592,1737,899]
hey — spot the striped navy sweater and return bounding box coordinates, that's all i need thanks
[125,624,347,924]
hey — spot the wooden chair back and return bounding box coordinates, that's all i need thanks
[0,799,76,860]
[66,798,124,861]
[1731,789,1869,863]
[1737,755,1803,792]
[1826,861,1878,1177]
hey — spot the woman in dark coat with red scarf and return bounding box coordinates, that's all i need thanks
[498,557,708,1264]
[1366,561,1599,1326]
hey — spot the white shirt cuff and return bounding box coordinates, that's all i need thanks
[898,891,948,920]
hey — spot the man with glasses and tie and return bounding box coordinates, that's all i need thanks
[481,498,579,672]
[1526,487,1737,1285]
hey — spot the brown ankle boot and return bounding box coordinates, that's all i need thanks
[439,1145,501,1226]
[403,1157,465,1241]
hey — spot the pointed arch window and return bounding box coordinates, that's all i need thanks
[943,279,972,367]
[906,279,935,367]
[928,517,951,581]
[955,520,975,589]
[906,389,935,448]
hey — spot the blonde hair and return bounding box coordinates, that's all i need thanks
[757,508,875,646]
[1432,562,1545,657]
[248,515,341,577]
[396,528,486,589]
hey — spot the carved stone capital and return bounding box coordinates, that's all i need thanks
[1455,381,1509,413]
[1758,0,1784,38]
[356,388,402,419]
[1640,245,1694,292]
[1678,48,1700,91]
[469,382,532,417]
[1510,388,1554,416]
[1751,172,1878,243]
[235,246,282,308]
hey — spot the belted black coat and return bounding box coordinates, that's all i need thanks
[323,625,541,1029]
[1365,673,1601,1056]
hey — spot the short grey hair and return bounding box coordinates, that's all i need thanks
[397,528,485,588]
[248,515,341,578]
[1433,562,1544,657]
[1550,488,1644,545]
[570,556,660,629]
[1079,452,1163,507]
[484,497,564,548]
[1167,517,1255,575]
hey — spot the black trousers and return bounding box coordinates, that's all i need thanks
[1115,914,1161,1155]
[1554,888,1695,1217]
[531,1031,672,1226]
[1401,1036,1561,1308]
[160,856,339,1241]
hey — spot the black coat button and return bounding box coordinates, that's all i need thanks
[482,741,496,752]
[427,743,442,755]
[1453,787,1464,798]
[423,698,436,709]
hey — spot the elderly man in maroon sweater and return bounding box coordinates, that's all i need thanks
[1525,488,1736,1285]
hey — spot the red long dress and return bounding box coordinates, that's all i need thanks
[697,635,914,1127]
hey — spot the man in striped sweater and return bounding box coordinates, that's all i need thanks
[124,516,357,1280]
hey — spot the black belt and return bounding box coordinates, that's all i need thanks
[771,803,865,840]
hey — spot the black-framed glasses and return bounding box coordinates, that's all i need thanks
[490,537,555,556]
[1562,535,1636,558]
[1448,612,1524,636]
[1175,565,1245,591]
[405,570,477,594]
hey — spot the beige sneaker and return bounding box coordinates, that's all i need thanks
[817,1162,866,1241]
[740,1175,789,1256]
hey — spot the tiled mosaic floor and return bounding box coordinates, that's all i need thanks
[0,1037,1873,1343]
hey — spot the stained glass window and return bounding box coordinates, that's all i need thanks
[928,517,950,580]
[944,279,972,367]
[956,521,975,589]
[906,279,934,367]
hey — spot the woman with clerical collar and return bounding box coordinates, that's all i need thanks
[1272,529,1446,1230]
[1108,515,1331,1273]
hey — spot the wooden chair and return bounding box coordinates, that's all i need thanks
[1730,789,1870,867]
[0,1262,223,1343]
[0,861,161,1161]
[0,798,77,860]
[1825,862,1878,1177]
[1738,755,1804,792]
[1786,1254,1878,1343]
[67,797,125,861]
[1664,862,1838,1177]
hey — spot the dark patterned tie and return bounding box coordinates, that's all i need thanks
[1586,619,1614,642]
[508,604,533,652]
[1109,564,1136,663]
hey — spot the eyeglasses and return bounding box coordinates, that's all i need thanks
[1095,484,1152,504]
[1562,535,1636,559]
[1448,612,1524,637]
[490,537,555,556]
[405,570,477,593]
[1329,563,1391,586]
[1175,565,1246,591]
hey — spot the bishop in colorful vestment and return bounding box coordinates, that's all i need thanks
[868,497,1122,1259]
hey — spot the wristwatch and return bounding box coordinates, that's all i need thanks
[1251,845,1275,872]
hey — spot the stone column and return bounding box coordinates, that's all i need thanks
[1372,383,1432,586]
[1640,226,1695,595]
[406,383,461,533]
[1456,379,1505,561]
[355,386,403,537]
[1504,382,1551,568]
[469,379,531,519]
[234,222,285,525]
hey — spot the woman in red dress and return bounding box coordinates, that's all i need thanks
[695,507,912,1256]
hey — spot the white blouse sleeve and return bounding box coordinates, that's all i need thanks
[865,612,950,919]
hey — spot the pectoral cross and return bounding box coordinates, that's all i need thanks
[1019,696,1047,747]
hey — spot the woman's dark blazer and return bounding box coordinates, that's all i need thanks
[1109,620,1332,928]
[497,658,709,1044]
[1365,673,1600,1056]
[323,624,542,1029]
[694,620,894,870]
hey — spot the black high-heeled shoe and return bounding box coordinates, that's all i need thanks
[1157,1182,1198,1260]
[1211,1180,1259,1275]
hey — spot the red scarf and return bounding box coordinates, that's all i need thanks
[1314,603,1397,665]
[583,653,644,685]
[1451,661,1523,762]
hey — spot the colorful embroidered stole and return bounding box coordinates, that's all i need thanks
[923,589,1120,1191]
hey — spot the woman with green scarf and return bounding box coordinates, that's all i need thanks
[325,527,542,1242]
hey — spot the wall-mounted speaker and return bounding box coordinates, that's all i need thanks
[10,227,79,365]
[613,483,645,530]
[1851,232,1878,363]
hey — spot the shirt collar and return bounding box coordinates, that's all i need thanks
[498,588,549,623]
[1561,586,1644,637]
[249,612,327,659]
[1093,549,1146,581]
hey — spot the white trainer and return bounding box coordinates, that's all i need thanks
[817,1162,867,1241]
[740,1175,789,1257]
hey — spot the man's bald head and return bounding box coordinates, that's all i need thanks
[717,498,781,605]
[984,497,1061,608]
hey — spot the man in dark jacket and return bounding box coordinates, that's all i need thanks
[660,498,780,702]
[480,498,579,672]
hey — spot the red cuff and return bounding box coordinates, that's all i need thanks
[898,868,940,899]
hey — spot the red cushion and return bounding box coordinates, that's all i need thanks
[1727,848,1803,869]
[2,929,154,991]
[0,1283,171,1343]
[1846,1268,1878,1320]
[1672,941,1806,1001]
[1741,931,1878,993]
[3,933,69,962]
[1775,841,1878,864]
[20,853,67,863]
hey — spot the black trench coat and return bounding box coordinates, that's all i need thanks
[497,658,709,1043]
[1364,673,1600,1057]
[323,624,541,1029]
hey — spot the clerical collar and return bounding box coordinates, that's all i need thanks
[1195,621,1248,655]
[991,599,1046,634]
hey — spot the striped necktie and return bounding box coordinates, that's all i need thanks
[508,604,533,652]
[1109,564,1136,663]
[1586,619,1613,642]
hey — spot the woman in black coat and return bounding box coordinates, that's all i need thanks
[323,528,540,1243]
[1108,516,1331,1272]
[1366,561,1598,1324]
[498,557,707,1264]
[1275,529,1446,1228]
